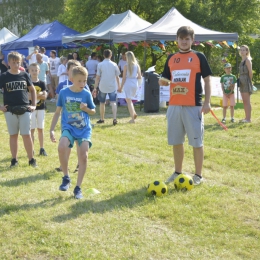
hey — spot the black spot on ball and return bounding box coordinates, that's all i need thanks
[161,188,166,194]
[151,190,156,195]
[189,180,193,185]
[179,177,185,183]
[154,181,160,186]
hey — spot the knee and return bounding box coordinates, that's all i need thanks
[58,139,70,152]
[79,153,88,164]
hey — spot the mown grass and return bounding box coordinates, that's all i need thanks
[0,91,259,260]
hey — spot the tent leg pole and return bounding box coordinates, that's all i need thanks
[143,44,147,72]
[236,41,239,103]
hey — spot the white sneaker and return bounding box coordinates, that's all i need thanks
[165,172,180,184]
[193,174,204,185]
[50,98,56,102]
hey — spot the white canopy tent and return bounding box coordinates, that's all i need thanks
[62,10,151,44]
[0,27,19,50]
[112,7,238,42]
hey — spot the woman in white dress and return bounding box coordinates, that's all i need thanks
[120,51,142,123]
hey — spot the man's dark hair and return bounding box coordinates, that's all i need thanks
[40,47,46,52]
[91,52,97,59]
[103,49,112,58]
[177,26,194,39]
[50,50,57,56]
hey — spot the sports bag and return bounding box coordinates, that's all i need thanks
[8,105,29,115]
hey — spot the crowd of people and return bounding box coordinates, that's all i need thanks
[0,45,142,199]
[0,25,254,199]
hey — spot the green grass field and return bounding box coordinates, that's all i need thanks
[0,92,259,260]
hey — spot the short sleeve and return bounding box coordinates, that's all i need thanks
[41,81,46,91]
[161,54,174,80]
[56,89,64,107]
[96,63,101,76]
[0,74,4,89]
[26,73,33,88]
[196,52,212,78]
[115,64,120,76]
[233,75,237,83]
[56,82,63,94]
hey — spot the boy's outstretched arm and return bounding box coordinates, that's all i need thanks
[50,107,62,143]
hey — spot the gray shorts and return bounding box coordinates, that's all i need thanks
[166,106,204,147]
[4,111,32,135]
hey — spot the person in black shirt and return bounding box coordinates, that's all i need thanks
[0,51,37,167]
[0,52,8,74]
[29,63,48,156]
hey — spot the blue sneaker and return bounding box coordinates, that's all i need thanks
[73,186,83,199]
[59,176,71,191]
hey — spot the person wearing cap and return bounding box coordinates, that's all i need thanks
[220,63,237,123]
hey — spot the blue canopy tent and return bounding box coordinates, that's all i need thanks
[0,20,80,59]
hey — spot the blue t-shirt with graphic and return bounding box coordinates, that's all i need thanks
[57,87,95,141]
[56,79,90,94]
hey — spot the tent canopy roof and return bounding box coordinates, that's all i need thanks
[0,27,18,46]
[1,21,80,50]
[62,10,152,44]
[112,7,238,42]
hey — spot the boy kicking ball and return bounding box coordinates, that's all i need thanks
[50,66,96,199]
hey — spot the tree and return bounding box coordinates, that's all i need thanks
[59,0,193,32]
[0,0,65,36]
[188,0,260,36]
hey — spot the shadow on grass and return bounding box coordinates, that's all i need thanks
[0,196,71,218]
[0,170,56,187]
[53,187,149,222]
[205,121,250,131]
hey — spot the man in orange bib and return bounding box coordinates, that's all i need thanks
[159,26,212,185]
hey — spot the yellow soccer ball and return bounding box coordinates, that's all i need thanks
[174,174,194,191]
[147,180,168,197]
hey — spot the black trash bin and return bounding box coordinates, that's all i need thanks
[144,72,160,113]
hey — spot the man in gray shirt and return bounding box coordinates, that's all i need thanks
[94,49,120,125]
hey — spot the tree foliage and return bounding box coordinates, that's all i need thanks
[0,0,65,36]
[59,0,193,32]
[188,0,260,36]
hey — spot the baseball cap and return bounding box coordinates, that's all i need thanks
[224,63,232,68]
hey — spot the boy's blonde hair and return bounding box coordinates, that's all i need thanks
[67,59,81,71]
[71,66,88,78]
[60,56,67,63]
[8,51,22,62]
[29,63,40,70]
